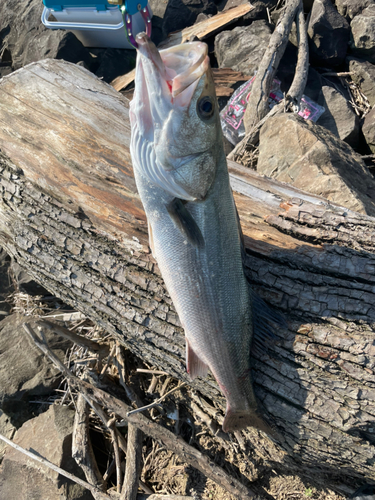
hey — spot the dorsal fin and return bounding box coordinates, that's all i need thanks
[166,198,204,248]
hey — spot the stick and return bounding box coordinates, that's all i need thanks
[121,424,143,500]
[126,383,186,417]
[243,0,301,132]
[0,432,114,500]
[23,323,256,499]
[40,319,109,358]
[88,400,123,493]
[72,393,106,492]
[285,0,309,109]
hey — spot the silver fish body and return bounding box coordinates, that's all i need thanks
[130,34,271,433]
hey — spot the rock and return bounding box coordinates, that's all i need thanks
[0,248,13,316]
[363,107,375,153]
[0,410,16,461]
[350,484,375,499]
[95,49,136,84]
[10,259,50,296]
[347,57,375,107]
[257,114,375,215]
[307,0,350,66]
[233,0,279,25]
[335,0,375,20]
[350,6,375,63]
[161,0,218,36]
[316,85,360,148]
[0,0,94,72]
[215,20,272,74]
[0,405,93,500]
[0,314,70,402]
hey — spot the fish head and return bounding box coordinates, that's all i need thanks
[130,34,222,201]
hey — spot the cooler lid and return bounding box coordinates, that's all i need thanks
[42,0,117,11]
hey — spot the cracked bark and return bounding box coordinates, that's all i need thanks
[0,59,375,488]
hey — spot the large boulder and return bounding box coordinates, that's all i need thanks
[350,5,375,62]
[214,20,272,74]
[307,0,350,66]
[0,405,92,500]
[335,0,375,20]
[363,107,375,153]
[0,248,13,317]
[316,85,360,148]
[257,114,375,216]
[0,314,70,402]
[0,410,16,461]
[0,0,94,72]
[347,57,375,107]
[161,0,218,36]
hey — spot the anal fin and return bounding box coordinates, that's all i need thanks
[186,338,208,379]
[166,198,204,248]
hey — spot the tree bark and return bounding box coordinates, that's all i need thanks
[0,59,375,488]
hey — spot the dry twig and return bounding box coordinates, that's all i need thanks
[72,393,106,491]
[23,322,256,499]
[121,424,143,500]
[243,0,302,131]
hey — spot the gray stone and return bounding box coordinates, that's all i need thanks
[350,5,375,62]
[0,405,93,499]
[0,248,13,317]
[316,85,360,148]
[0,0,94,72]
[307,0,350,66]
[363,107,375,153]
[335,0,375,20]
[214,20,272,74]
[95,48,136,84]
[0,410,16,461]
[257,114,375,216]
[347,57,375,107]
[161,0,218,37]
[0,314,70,402]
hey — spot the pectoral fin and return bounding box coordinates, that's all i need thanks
[148,221,156,258]
[166,198,204,248]
[186,338,208,379]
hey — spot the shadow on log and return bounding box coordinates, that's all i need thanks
[0,59,375,491]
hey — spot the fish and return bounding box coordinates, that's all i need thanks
[129,32,275,434]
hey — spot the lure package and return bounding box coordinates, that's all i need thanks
[220,76,325,146]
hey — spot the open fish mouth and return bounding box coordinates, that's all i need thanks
[135,33,209,101]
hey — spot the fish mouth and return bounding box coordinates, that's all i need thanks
[136,33,209,100]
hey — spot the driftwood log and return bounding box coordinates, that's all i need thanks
[0,59,375,490]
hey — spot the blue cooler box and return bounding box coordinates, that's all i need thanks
[41,0,151,48]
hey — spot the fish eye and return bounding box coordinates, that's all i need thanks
[197,96,215,120]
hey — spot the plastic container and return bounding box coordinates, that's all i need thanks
[220,76,326,146]
[41,1,151,48]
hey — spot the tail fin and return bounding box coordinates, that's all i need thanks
[223,407,279,439]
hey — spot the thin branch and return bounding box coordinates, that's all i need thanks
[72,393,106,492]
[40,319,109,358]
[126,383,186,417]
[121,424,143,500]
[243,0,301,132]
[286,0,309,108]
[23,322,256,499]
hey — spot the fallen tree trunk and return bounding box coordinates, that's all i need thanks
[0,59,375,490]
